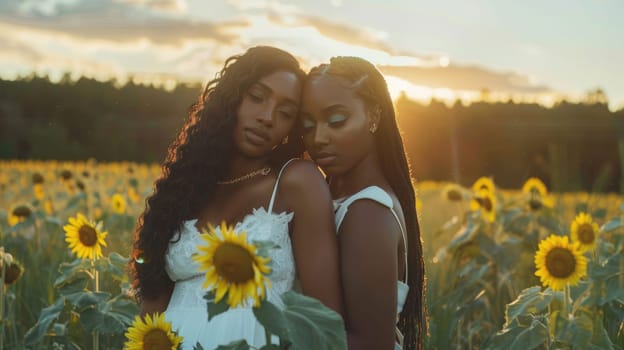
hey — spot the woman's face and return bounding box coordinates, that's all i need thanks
[233,70,301,158]
[300,75,377,176]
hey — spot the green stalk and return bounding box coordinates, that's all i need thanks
[0,247,5,350]
[456,317,462,350]
[546,305,552,350]
[264,327,272,346]
[92,261,99,350]
[563,284,571,319]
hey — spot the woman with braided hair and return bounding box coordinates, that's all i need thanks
[300,56,426,350]
[130,46,343,349]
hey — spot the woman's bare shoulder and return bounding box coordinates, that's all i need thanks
[340,198,402,244]
[280,159,327,189]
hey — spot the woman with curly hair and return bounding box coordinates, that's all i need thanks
[130,46,343,349]
[300,56,426,350]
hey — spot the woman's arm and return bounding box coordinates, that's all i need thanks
[338,200,400,350]
[280,160,344,317]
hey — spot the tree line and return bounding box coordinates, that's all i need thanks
[1,75,623,192]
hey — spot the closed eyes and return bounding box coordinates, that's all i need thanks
[248,91,264,103]
[278,107,296,119]
[302,119,315,131]
[301,113,348,133]
[327,113,347,125]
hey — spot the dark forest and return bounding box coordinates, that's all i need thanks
[2,75,622,192]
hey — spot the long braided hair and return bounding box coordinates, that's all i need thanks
[130,46,305,302]
[308,56,427,350]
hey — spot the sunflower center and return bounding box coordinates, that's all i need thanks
[577,224,595,244]
[143,329,173,350]
[4,263,23,285]
[478,197,493,211]
[529,186,541,195]
[13,205,32,218]
[447,189,462,201]
[545,247,576,278]
[78,225,98,247]
[213,243,255,284]
[32,173,44,184]
[529,198,543,211]
[60,170,72,180]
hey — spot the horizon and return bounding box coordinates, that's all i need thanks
[2,72,619,112]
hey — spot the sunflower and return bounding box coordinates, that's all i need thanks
[94,207,103,220]
[124,312,183,350]
[8,204,33,226]
[60,169,72,181]
[193,222,272,308]
[33,183,45,200]
[527,195,544,211]
[442,184,464,202]
[76,180,85,192]
[472,177,495,194]
[470,189,496,222]
[65,181,75,195]
[111,193,127,214]
[535,235,587,290]
[570,212,600,252]
[1,251,24,285]
[522,177,554,211]
[32,172,44,184]
[128,187,141,203]
[44,200,54,216]
[64,213,108,260]
[522,177,548,196]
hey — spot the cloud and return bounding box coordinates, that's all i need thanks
[262,11,460,71]
[379,64,551,94]
[279,14,395,54]
[115,0,188,13]
[0,34,124,81]
[0,0,238,46]
[0,0,555,100]
[0,34,44,63]
[260,11,551,95]
[224,0,402,56]
[226,0,299,13]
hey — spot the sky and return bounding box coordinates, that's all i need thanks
[1,0,623,109]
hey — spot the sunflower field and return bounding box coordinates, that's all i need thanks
[1,160,623,349]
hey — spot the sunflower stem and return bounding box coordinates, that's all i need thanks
[545,312,552,350]
[467,320,472,349]
[264,327,272,346]
[0,247,4,350]
[619,258,624,291]
[34,218,41,252]
[455,202,464,225]
[563,284,571,318]
[456,317,462,350]
[9,293,17,350]
[91,260,99,350]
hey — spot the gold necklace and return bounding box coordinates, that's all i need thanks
[217,166,272,185]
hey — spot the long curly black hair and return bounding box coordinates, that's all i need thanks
[308,57,427,350]
[130,46,306,302]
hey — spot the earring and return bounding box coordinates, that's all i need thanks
[282,135,289,144]
[369,124,378,134]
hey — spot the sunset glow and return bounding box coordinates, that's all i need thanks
[0,0,621,109]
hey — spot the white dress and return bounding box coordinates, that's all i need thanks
[333,186,409,350]
[164,161,296,350]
